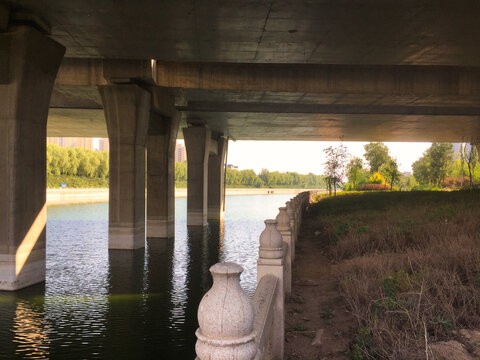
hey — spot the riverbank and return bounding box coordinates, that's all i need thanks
[286,191,480,359]
[47,188,325,205]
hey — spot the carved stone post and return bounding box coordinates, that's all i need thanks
[257,220,284,359]
[196,262,257,360]
[276,207,293,295]
[286,201,296,248]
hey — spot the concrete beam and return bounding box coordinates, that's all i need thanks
[55,59,480,99]
[103,59,156,85]
[157,61,480,97]
[56,58,106,86]
[0,26,64,290]
[180,102,480,116]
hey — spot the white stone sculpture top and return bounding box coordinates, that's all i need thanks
[195,262,257,360]
[275,207,290,232]
[197,262,255,338]
[259,219,283,259]
[286,201,294,217]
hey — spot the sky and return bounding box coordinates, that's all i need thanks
[101,138,431,174]
[225,141,432,175]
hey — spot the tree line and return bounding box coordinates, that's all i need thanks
[48,141,478,191]
[175,161,325,188]
[412,143,479,189]
[47,144,324,189]
[337,141,479,192]
[47,143,109,178]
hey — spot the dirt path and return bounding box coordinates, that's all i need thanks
[285,213,356,360]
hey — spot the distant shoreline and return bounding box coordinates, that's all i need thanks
[46,188,325,205]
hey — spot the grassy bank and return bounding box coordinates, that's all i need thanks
[310,191,480,359]
[47,174,108,188]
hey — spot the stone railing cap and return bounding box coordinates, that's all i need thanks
[210,262,243,275]
[264,219,277,225]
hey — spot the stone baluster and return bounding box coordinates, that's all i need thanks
[276,207,293,295]
[257,219,284,359]
[196,262,257,360]
[286,201,296,246]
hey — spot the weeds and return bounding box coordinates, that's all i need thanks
[311,190,480,359]
[321,309,335,319]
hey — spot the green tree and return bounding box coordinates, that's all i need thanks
[323,144,349,196]
[175,161,187,183]
[379,158,400,190]
[346,157,365,190]
[364,142,391,173]
[462,143,478,188]
[412,143,453,186]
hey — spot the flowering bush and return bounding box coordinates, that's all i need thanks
[356,183,389,191]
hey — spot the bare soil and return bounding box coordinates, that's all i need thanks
[285,213,356,360]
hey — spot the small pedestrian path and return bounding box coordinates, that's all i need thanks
[285,211,355,360]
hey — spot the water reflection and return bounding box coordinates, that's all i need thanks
[14,300,48,359]
[0,195,293,359]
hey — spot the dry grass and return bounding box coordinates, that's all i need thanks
[310,191,480,359]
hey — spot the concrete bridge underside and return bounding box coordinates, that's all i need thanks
[2,0,480,290]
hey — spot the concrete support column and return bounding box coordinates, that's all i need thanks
[0,26,65,290]
[146,109,179,238]
[99,85,150,249]
[208,136,228,219]
[183,126,211,226]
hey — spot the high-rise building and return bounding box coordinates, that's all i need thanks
[175,142,187,162]
[47,137,94,150]
[98,138,110,152]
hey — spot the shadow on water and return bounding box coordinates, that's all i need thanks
[182,220,224,355]
[103,222,223,360]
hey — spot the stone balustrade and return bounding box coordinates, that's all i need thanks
[195,190,318,360]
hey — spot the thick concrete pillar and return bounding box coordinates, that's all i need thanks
[208,136,228,220]
[0,26,65,290]
[99,85,150,249]
[183,126,211,226]
[146,109,179,238]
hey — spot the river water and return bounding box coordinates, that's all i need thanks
[0,194,293,359]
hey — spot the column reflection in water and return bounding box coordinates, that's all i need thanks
[44,202,109,359]
[104,249,146,358]
[181,219,224,357]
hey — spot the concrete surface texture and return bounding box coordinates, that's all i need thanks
[146,88,180,239]
[183,125,211,226]
[0,25,65,290]
[3,1,480,288]
[99,84,150,250]
[0,1,475,142]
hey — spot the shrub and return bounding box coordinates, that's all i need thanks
[355,184,389,191]
[442,176,469,189]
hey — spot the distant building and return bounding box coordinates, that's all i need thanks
[98,138,109,152]
[175,142,187,162]
[227,164,238,170]
[47,137,94,150]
